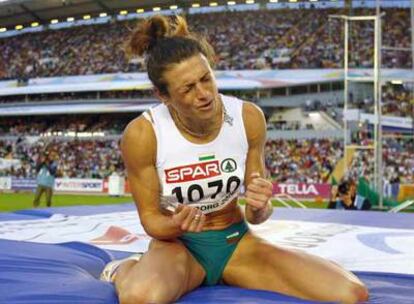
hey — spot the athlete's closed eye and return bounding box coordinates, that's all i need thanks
[201,75,210,82]
[182,84,194,94]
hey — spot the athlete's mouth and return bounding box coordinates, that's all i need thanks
[198,99,213,110]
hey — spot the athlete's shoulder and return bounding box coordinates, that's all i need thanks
[122,113,154,142]
[242,101,264,118]
[242,101,266,146]
[121,113,156,165]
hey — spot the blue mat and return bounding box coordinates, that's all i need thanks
[0,205,413,303]
[1,239,413,304]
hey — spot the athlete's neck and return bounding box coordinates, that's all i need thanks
[170,99,223,138]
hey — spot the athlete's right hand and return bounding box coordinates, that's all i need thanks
[171,204,206,233]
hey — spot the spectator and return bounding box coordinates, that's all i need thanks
[334,180,372,210]
[32,151,58,207]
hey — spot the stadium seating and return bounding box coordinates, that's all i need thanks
[0,8,410,80]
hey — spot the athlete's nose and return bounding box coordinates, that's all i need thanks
[195,82,209,101]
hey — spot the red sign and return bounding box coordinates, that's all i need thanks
[165,160,220,183]
[90,226,148,245]
[273,183,331,199]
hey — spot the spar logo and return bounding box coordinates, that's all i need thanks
[165,160,221,183]
[221,158,237,173]
[164,156,238,184]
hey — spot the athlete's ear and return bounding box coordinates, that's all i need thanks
[153,87,170,105]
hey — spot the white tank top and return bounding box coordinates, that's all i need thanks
[145,95,248,214]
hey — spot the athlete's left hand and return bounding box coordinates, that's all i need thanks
[245,172,273,211]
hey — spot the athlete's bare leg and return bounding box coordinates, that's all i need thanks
[223,231,369,304]
[114,239,205,304]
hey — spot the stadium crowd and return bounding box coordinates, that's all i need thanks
[0,114,132,136]
[0,8,411,80]
[348,84,413,118]
[0,138,124,179]
[1,133,412,192]
[346,138,414,185]
[265,139,343,183]
[2,137,341,182]
[1,136,341,183]
[380,84,413,118]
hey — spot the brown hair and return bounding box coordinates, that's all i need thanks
[125,15,215,96]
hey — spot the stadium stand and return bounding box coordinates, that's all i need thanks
[0,8,411,80]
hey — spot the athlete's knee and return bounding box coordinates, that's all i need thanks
[118,290,155,304]
[351,282,369,303]
[339,280,369,304]
[118,274,179,304]
[118,290,140,304]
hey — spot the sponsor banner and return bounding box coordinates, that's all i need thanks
[273,183,331,199]
[0,177,12,190]
[55,178,103,193]
[0,80,18,89]
[0,158,21,170]
[165,160,221,183]
[11,178,37,190]
[361,113,413,130]
[0,212,413,275]
[2,68,412,96]
[345,111,413,130]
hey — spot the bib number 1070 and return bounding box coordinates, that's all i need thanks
[171,176,241,203]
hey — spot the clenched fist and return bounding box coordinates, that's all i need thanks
[245,172,273,224]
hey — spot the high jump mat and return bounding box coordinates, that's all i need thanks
[0,203,413,303]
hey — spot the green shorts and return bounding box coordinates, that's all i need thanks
[179,220,248,286]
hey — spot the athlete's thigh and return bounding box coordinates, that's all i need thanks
[222,231,364,301]
[115,239,205,301]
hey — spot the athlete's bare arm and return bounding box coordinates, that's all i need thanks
[121,116,206,239]
[242,102,273,224]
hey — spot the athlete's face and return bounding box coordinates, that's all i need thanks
[160,53,220,121]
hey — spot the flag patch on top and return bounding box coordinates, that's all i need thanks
[199,154,215,161]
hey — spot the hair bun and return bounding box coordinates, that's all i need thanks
[124,14,215,71]
[125,15,169,58]
[171,15,190,37]
[148,15,169,42]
